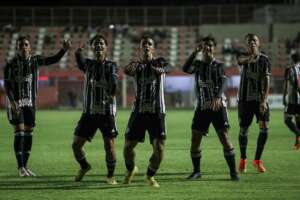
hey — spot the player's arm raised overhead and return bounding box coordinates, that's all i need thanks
[37,39,71,66]
[75,42,88,72]
[182,43,202,74]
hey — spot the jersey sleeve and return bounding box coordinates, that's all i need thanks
[36,49,66,67]
[4,62,15,102]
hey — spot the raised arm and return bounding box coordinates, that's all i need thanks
[39,39,71,66]
[75,47,88,72]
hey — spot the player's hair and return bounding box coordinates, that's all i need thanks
[202,35,217,47]
[245,33,259,41]
[291,52,300,63]
[16,35,31,47]
[140,35,155,45]
[90,34,108,46]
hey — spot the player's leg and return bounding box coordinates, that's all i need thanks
[8,106,29,177]
[72,135,91,181]
[253,120,268,172]
[187,109,209,179]
[213,107,239,180]
[13,123,29,177]
[294,115,300,149]
[101,115,118,184]
[216,128,239,181]
[123,139,139,184]
[123,112,144,184]
[284,104,300,148]
[103,137,117,184]
[187,129,203,179]
[22,107,36,176]
[146,138,165,187]
[238,102,254,173]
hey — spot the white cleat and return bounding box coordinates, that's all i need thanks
[106,176,118,185]
[18,167,30,177]
[25,168,37,177]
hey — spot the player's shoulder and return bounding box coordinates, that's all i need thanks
[259,53,270,61]
[213,59,224,68]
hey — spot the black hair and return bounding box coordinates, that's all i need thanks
[202,35,217,47]
[90,34,108,46]
[245,33,259,41]
[16,35,30,46]
[140,35,155,45]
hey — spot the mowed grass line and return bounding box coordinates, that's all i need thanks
[0,109,299,200]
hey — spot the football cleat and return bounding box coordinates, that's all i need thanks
[123,166,138,184]
[186,171,201,180]
[25,168,36,177]
[230,172,240,181]
[239,159,247,173]
[18,167,30,177]
[253,160,266,173]
[74,164,91,182]
[145,176,160,188]
[106,176,118,185]
[293,136,300,150]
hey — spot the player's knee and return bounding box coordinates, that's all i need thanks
[72,141,80,152]
[239,127,249,137]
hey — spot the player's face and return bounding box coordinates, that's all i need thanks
[202,40,215,58]
[140,38,155,57]
[92,38,107,57]
[17,39,31,58]
[246,35,260,52]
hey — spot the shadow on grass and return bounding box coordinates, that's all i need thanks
[0,171,242,190]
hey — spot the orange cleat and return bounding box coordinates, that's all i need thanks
[253,160,266,173]
[239,159,247,173]
[293,136,300,150]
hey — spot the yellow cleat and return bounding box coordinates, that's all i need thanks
[146,176,160,188]
[123,166,138,184]
[106,176,118,185]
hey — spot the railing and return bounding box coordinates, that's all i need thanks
[0,5,262,26]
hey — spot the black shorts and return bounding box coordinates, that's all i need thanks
[238,101,270,128]
[7,106,36,127]
[192,107,230,134]
[74,113,118,141]
[284,104,300,115]
[125,112,166,143]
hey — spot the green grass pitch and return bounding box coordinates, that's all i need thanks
[0,109,299,200]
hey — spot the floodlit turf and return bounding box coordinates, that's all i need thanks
[0,109,299,200]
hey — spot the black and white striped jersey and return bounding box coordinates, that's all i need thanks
[183,53,227,110]
[238,53,271,102]
[125,58,171,114]
[75,50,118,115]
[4,49,66,108]
[285,63,300,105]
